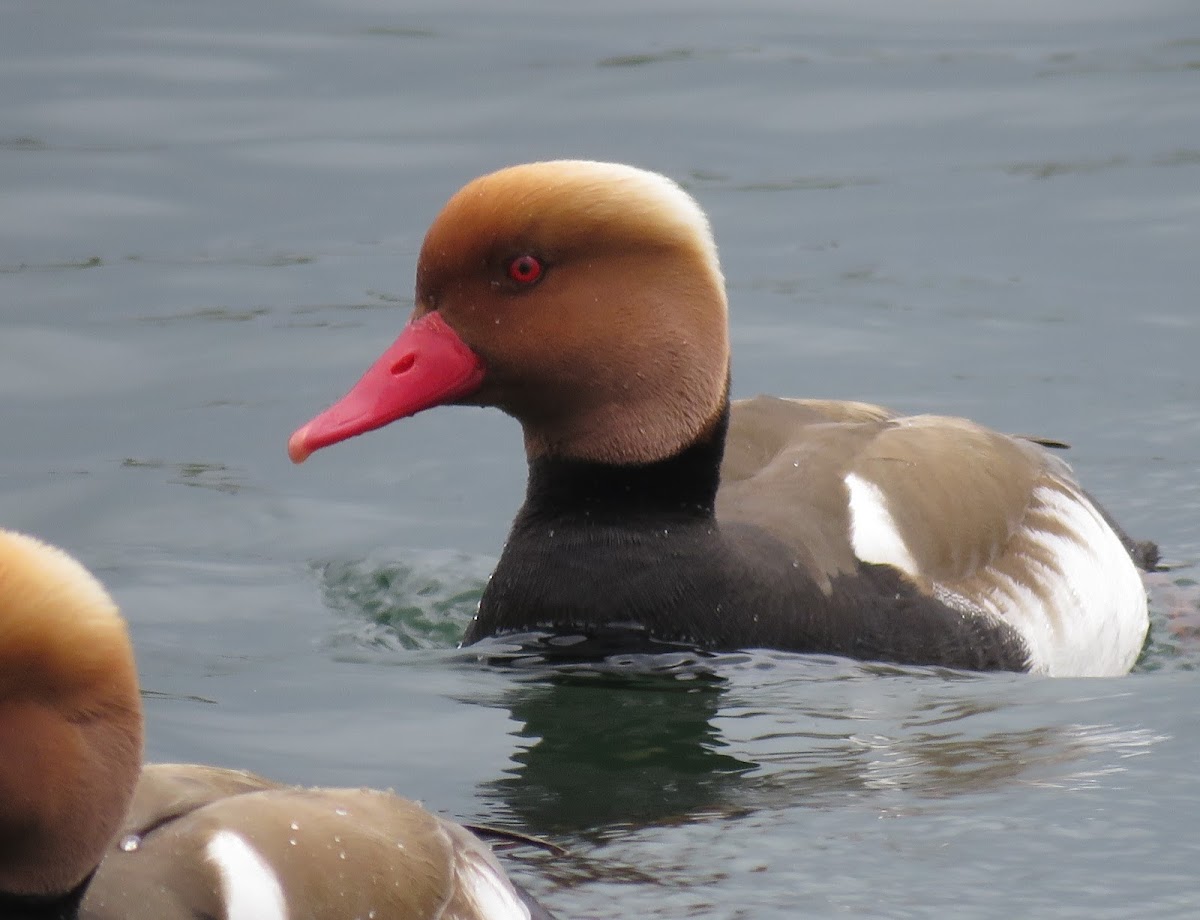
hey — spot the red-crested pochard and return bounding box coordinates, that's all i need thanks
[288,160,1151,677]
[0,528,554,920]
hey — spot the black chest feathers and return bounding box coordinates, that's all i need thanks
[464,512,1030,673]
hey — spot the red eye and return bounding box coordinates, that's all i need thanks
[507,255,543,286]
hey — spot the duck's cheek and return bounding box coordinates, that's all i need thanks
[287,311,486,464]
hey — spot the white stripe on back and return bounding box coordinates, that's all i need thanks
[457,852,532,920]
[844,472,919,578]
[206,829,289,920]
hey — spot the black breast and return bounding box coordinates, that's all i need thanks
[0,872,93,920]
[461,421,1030,672]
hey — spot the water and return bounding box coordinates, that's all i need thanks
[3,1,1199,916]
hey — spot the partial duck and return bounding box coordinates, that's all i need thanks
[0,528,554,920]
[288,160,1150,677]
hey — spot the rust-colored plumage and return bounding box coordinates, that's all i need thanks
[0,529,552,919]
[289,160,1151,676]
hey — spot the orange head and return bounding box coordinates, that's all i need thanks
[0,529,143,897]
[289,160,731,466]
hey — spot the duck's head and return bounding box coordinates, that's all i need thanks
[289,160,730,466]
[0,529,142,898]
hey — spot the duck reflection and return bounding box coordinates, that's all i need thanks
[474,649,1165,838]
[476,641,757,835]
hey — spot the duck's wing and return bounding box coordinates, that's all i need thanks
[719,396,899,582]
[718,396,1148,675]
[81,763,541,920]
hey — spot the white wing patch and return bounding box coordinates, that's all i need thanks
[844,472,919,578]
[206,830,289,920]
[456,853,531,920]
[970,484,1148,677]
[845,471,1147,677]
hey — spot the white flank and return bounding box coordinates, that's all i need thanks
[963,484,1148,677]
[206,830,289,920]
[456,853,531,920]
[844,471,1147,676]
[844,472,919,578]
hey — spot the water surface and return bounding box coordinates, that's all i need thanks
[3,1,1199,916]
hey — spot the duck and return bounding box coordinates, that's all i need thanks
[0,528,555,920]
[287,160,1151,677]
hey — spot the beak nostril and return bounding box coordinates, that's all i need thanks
[390,354,416,376]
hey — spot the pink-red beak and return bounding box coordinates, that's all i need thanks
[287,311,486,464]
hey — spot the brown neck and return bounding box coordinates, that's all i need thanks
[0,531,144,904]
[0,692,141,900]
[522,361,732,465]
